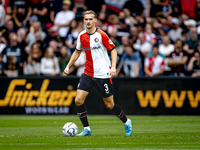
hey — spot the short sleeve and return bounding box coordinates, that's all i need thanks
[76,34,82,51]
[98,29,115,51]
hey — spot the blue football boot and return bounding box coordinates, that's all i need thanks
[76,128,92,136]
[124,118,132,136]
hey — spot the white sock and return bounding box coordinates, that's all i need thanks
[124,119,130,125]
[84,126,91,130]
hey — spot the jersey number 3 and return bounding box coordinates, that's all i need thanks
[104,83,109,94]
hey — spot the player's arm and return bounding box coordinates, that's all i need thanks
[63,50,82,75]
[110,49,117,78]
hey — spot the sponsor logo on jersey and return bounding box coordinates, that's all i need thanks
[109,39,113,45]
[83,46,101,51]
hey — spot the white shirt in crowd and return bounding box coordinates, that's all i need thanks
[54,10,75,38]
[134,42,152,55]
[40,57,60,75]
[158,44,174,56]
[168,28,182,43]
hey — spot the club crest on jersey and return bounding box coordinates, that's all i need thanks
[109,39,114,45]
[94,38,99,42]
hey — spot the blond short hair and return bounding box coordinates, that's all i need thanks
[84,10,97,18]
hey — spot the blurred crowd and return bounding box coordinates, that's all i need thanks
[0,0,200,77]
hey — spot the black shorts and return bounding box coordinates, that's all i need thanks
[77,74,114,98]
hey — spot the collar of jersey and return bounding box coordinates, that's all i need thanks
[86,28,98,35]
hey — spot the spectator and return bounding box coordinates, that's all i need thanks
[65,19,79,54]
[144,23,157,45]
[180,13,190,32]
[129,26,138,45]
[183,27,199,60]
[17,28,28,65]
[83,0,106,14]
[26,21,46,47]
[35,31,44,47]
[117,18,130,40]
[108,27,120,50]
[122,8,137,26]
[17,28,26,48]
[2,33,22,66]
[42,25,63,51]
[50,0,76,23]
[159,36,174,57]
[25,15,39,32]
[105,14,119,35]
[116,36,130,58]
[54,0,75,41]
[7,0,33,28]
[24,56,41,75]
[32,0,49,28]
[49,40,60,57]
[181,30,189,42]
[0,18,16,43]
[123,0,144,17]
[159,35,175,73]
[0,31,6,63]
[168,17,182,43]
[0,53,5,75]
[29,42,42,62]
[97,12,106,22]
[96,18,106,32]
[4,55,19,77]
[144,44,165,77]
[117,45,140,77]
[168,0,182,18]
[148,0,169,18]
[59,45,71,74]
[187,50,200,77]
[0,15,12,44]
[134,32,152,58]
[0,0,5,28]
[168,39,188,77]
[40,46,60,76]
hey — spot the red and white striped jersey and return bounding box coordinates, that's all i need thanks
[145,55,165,74]
[76,28,115,78]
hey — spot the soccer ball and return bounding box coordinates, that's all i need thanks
[62,122,78,136]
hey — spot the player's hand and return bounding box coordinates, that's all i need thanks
[110,67,116,78]
[63,67,69,76]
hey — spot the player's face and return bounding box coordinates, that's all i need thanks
[84,14,97,29]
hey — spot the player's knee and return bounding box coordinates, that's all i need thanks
[75,97,84,106]
[105,103,114,110]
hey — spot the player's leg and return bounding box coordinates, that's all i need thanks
[75,90,92,136]
[93,77,132,136]
[76,74,93,136]
[103,96,132,136]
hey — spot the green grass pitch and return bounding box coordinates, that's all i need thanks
[0,115,200,150]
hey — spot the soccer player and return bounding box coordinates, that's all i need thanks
[63,10,132,136]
